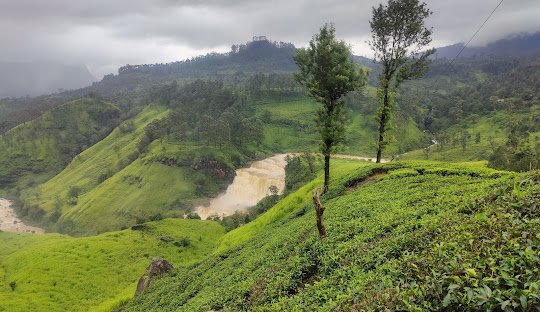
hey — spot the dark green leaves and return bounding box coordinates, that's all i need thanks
[294,23,366,155]
[369,0,435,84]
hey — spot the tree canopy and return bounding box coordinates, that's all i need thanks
[294,23,366,192]
[370,0,434,162]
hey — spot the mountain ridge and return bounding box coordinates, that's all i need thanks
[435,31,540,59]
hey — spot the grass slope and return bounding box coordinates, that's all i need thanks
[255,98,427,156]
[125,160,540,311]
[0,98,119,193]
[23,104,253,235]
[0,219,225,312]
[22,105,172,234]
[402,107,540,162]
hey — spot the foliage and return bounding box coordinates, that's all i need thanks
[121,160,540,311]
[218,194,281,232]
[0,98,120,190]
[294,23,367,190]
[370,0,434,162]
[401,108,540,164]
[488,117,540,171]
[284,153,322,193]
[350,173,540,311]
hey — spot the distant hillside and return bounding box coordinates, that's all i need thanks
[436,32,540,59]
[0,61,96,98]
[0,98,120,192]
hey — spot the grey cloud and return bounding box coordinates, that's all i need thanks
[0,0,539,78]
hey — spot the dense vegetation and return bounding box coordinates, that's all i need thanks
[124,160,540,311]
[0,98,120,193]
[2,30,540,312]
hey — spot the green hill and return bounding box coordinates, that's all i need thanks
[121,160,540,311]
[0,98,120,194]
[2,159,539,311]
[401,106,540,163]
[20,104,246,235]
[255,97,426,156]
[0,219,225,312]
[21,105,174,234]
[14,83,427,236]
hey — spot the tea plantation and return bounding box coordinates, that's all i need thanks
[123,160,540,311]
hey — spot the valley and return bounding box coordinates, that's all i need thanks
[1,3,540,310]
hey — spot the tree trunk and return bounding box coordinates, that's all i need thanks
[376,147,383,163]
[324,153,330,193]
[376,84,390,163]
[312,188,327,239]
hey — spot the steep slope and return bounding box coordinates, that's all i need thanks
[0,98,120,193]
[22,105,170,233]
[124,161,540,311]
[22,104,242,235]
[0,219,225,312]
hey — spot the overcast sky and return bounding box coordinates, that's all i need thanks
[1,0,539,78]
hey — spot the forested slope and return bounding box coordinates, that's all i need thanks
[0,98,120,194]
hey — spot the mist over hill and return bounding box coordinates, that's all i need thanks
[435,31,540,59]
[0,61,96,98]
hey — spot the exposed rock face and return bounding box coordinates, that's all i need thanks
[135,258,173,296]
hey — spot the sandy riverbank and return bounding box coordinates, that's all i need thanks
[0,198,44,234]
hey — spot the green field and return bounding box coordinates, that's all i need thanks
[402,108,540,162]
[256,98,427,156]
[0,219,225,312]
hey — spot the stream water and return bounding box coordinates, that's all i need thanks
[196,154,288,219]
[195,153,389,219]
[0,198,44,234]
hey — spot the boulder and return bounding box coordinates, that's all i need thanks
[131,224,147,231]
[160,236,173,243]
[135,258,173,296]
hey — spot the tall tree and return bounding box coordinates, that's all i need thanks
[370,0,435,163]
[294,23,366,192]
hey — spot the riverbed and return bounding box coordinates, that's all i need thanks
[0,198,44,234]
[195,153,388,219]
[196,154,288,219]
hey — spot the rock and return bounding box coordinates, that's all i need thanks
[135,258,173,296]
[131,224,147,231]
[160,236,173,243]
